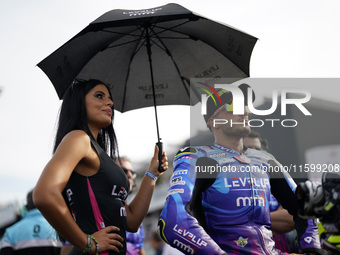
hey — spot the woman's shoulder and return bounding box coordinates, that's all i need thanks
[53,130,93,160]
[61,130,91,147]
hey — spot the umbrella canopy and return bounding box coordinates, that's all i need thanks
[38,3,257,146]
[38,3,257,109]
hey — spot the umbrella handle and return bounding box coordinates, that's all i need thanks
[156,141,165,172]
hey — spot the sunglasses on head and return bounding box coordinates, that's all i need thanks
[71,78,87,89]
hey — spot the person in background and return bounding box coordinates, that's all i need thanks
[243,130,265,151]
[33,79,168,255]
[0,189,62,255]
[117,156,146,255]
[150,231,164,255]
[244,130,295,253]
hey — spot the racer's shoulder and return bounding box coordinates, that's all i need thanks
[175,146,197,156]
[246,147,277,161]
[174,145,217,160]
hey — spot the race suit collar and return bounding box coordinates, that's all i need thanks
[214,143,247,155]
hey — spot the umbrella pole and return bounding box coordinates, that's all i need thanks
[145,26,165,172]
[145,27,161,143]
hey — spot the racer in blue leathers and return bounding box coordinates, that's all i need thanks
[158,86,323,255]
[159,145,322,254]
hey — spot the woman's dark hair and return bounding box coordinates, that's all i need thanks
[53,79,118,158]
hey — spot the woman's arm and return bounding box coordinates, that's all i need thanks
[33,130,123,253]
[125,145,168,232]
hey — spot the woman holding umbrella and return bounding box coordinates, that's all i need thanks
[33,79,168,255]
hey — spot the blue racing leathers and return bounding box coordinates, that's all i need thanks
[158,144,322,255]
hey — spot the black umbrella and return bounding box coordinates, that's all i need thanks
[38,3,257,162]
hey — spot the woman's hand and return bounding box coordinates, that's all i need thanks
[91,226,124,254]
[148,145,168,178]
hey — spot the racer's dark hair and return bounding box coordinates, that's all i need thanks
[53,79,118,158]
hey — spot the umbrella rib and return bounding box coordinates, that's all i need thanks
[117,23,154,54]
[152,36,191,39]
[105,38,141,49]
[103,35,191,51]
[101,20,193,49]
[105,24,155,55]
[153,20,193,36]
[120,26,148,111]
[148,27,190,98]
[102,27,141,38]
[101,27,144,49]
[152,20,196,39]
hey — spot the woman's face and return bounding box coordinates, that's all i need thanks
[85,84,113,129]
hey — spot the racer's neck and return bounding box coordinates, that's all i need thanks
[214,134,244,154]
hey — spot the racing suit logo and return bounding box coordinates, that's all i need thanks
[173,225,207,247]
[234,236,248,248]
[169,176,186,187]
[236,195,266,207]
[173,240,194,254]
